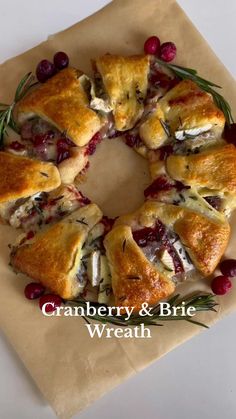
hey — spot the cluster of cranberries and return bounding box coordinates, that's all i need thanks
[144,36,177,62]
[211,259,236,295]
[24,282,62,313]
[36,51,69,83]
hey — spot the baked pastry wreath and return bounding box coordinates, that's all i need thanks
[1,37,236,322]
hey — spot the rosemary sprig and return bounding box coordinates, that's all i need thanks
[0,72,36,144]
[156,59,234,125]
[67,293,218,329]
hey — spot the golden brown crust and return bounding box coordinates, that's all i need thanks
[17,68,102,146]
[139,106,168,149]
[11,204,103,299]
[166,144,236,194]
[95,54,150,130]
[160,80,225,134]
[0,152,61,203]
[58,147,88,184]
[174,211,230,276]
[137,80,225,152]
[104,224,175,311]
[115,201,230,276]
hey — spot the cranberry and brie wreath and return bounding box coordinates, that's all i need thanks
[1,38,235,312]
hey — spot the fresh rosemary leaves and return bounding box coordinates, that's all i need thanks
[0,72,36,144]
[156,59,234,125]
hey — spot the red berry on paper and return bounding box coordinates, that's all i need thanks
[144,36,161,55]
[36,59,56,83]
[39,294,62,313]
[53,51,69,70]
[219,259,236,277]
[159,42,177,62]
[24,282,45,300]
[211,275,232,295]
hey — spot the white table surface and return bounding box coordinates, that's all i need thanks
[1,1,236,418]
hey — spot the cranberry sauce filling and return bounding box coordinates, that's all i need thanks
[147,60,180,103]
[56,137,75,164]
[14,187,91,232]
[159,144,174,160]
[204,196,222,211]
[85,132,102,156]
[144,175,189,199]
[8,141,26,152]
[101,216,116,236]
[125,132,143,148]
[133,220,184,274]
[5,118,77,164]
[223,123,236,145]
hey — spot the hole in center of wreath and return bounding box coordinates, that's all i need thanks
[78,137,151,218]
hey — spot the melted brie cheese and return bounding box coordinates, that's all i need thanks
[175,124,212,141]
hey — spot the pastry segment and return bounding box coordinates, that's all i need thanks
[0,152,60,204]
[166,144,236,194]
[114,200,230,277]
[166,144,236,214]
[104,224,175,311]
[16,68,102,147]
[138,79,225,150]
[93,54,150,131]
[10,204,103,299]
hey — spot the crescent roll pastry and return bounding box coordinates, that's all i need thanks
[16,68,103,147]
[10,204,103,299]
[165,144,236,214]
[0,152,60,203]
[139,106,168,149]
[114,200,230,277]
[93,54,150,131]
[138,80,225,149]
[104,224,175,311]
[166,144,236,193]
[6,184,91,232]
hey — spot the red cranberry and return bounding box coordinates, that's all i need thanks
[160,42,177,62]
[24,282,45,300]
[26,231,35,240]
[219,259,236,277]
[101,216,116,235]
[79,191,91,206]
[56,138,72,164]
[39,294,62,313]
[144,36,161,55]
[211,275,232,295]
[33,132,52,149]
[85,132,102,156]
[164,242,184,274]
[133,227,158,247]
[169,77,180,89]
[144,176,173,198]
[159,145,174,160]
[125,133,142,148]
[223,123,236,145]
[8,141,25,151]
[36,59,56,83]
[108,130,123,139]
[149,71,172,89]
[53,51,69,70]
[204,196,222,211]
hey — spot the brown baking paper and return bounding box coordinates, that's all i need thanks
[0,0,236,417]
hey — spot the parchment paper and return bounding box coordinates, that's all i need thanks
[0,1,236,418]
